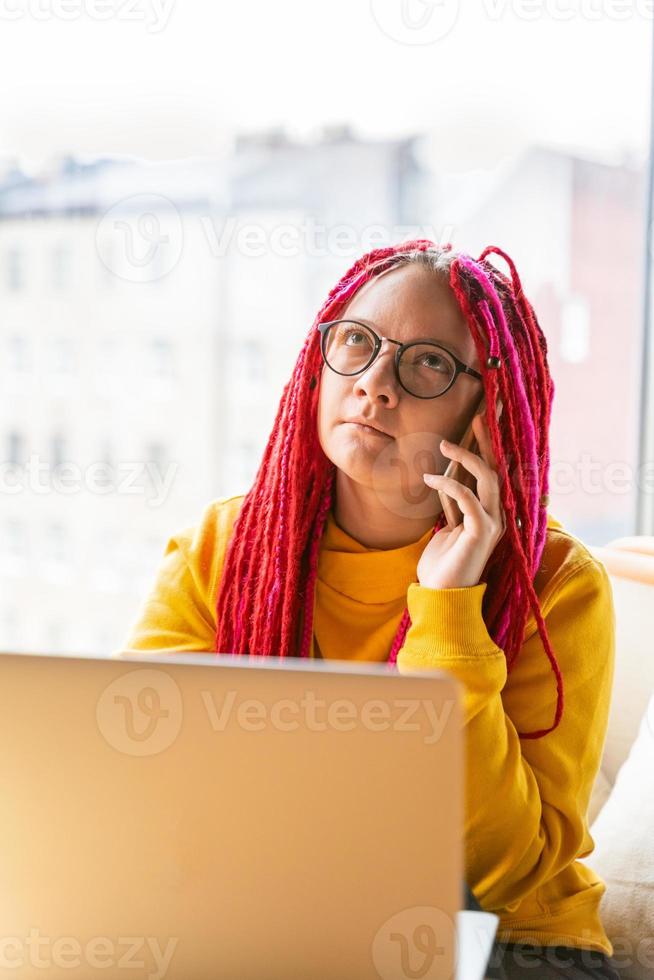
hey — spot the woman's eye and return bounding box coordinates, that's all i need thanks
[345,331,365,345]
[420,353,447,372]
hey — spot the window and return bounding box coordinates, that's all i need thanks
[234,339,265,384]
[7,335,31,373]
[6,245,24,291]
[145,440,167,472]
[52,243,72,290]
[50,337,76,375]
[43,522,68,567]
[1,606,21,651]
[6,430,26,467]
[560,296,591,364]
[50,432,67,472]
[236,441,257,486]
[96,337,120,377]
[5,519,28,559]
[0,521,29,576]
[147,338,175,379]
[91,527,122,593]
[43,621,68,653]
[95,439,115,489]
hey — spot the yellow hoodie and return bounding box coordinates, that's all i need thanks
[116,493,616,956]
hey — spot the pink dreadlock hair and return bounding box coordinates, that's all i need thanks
[214,239,562,740]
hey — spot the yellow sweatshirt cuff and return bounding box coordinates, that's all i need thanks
[402,581,506,661]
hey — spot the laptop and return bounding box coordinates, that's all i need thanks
[0,648,495,979]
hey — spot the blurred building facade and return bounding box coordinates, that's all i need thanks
[0,131,426,654]
[0,132,645,655]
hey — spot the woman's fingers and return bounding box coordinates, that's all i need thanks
[439,417,500,512]
[423,473,485,530]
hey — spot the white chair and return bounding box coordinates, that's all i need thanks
[580,537,654,980]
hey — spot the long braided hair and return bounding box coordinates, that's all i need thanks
[214,239,562,739]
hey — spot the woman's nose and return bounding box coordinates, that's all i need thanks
[353,344,400,402]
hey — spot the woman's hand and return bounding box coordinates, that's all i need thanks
[418,410,507,590]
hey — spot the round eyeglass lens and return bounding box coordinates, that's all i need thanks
[323,320,456,397]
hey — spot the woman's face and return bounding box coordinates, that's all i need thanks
[317,263,484,519]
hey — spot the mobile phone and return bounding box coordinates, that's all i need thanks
[437,393,504,529]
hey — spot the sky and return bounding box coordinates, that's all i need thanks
[0,0,651,170]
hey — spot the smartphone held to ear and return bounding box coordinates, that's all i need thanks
[437,393,504,530]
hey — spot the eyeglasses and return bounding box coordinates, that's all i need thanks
[317,319,484,399]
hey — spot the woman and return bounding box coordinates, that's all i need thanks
[119,240,620,979]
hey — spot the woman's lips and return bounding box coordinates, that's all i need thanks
[346,422,393,438]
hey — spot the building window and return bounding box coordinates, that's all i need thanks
[5,519,28,559]
[91,527,121,593]
[50,432,67,471]
[52,243,72,290]
[6,430,26,467]
[560,296,591,364]
[145,440,168,473]
[100,241,116,288]
[237,441,257,485]
[7,246,24,291]
[50,337,76,375]
[44,621,67,653]
[235,340,265,384]
[44,522,67,565]
[7,335,31,373]
[147,338,175,379]
[95,439,115,489]
[1,606,21,650]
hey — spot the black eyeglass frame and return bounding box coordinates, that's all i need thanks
[317,319,484,400]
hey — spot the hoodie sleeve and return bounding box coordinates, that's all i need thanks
[111,498,233,657]
[396,558,615,915]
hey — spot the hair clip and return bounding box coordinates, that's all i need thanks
[515,515,522,529]
[486,355,502,369]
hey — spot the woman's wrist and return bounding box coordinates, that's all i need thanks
[417,574,480,590]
